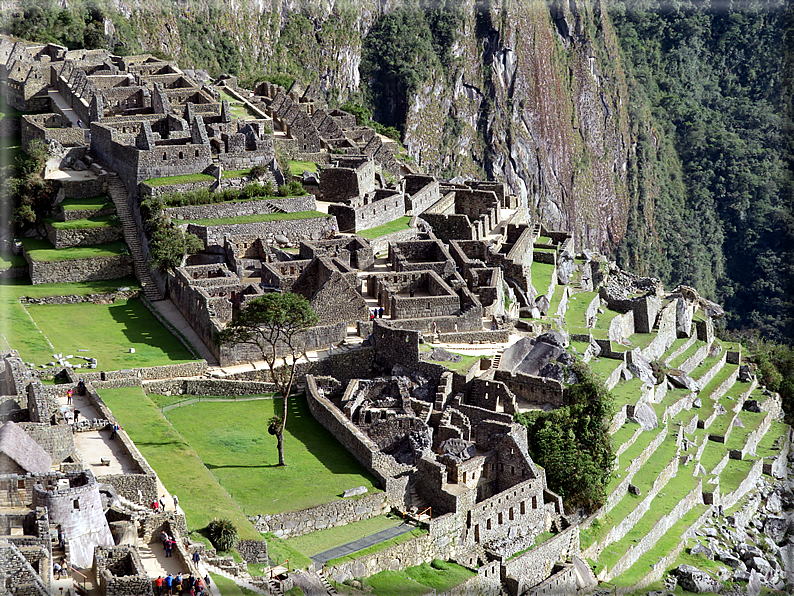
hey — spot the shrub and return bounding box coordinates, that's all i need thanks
[207,518,238,552]
[249,164,267,179]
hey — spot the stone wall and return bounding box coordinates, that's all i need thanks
[437,330,510,344]
[18,422,73,463]
[144,378,276,396]
[252,492,389,539]
[79,361,207,383]
[328,191,405,233]
[501,525,580,596]
[164,195,315,221]
[186,215,336,248]
[26,253,133,285]
[45,222,123,249]
[139,179,214,197]
[21,113,85,152]
[493,370,566,408]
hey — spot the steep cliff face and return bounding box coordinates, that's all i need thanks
[102,0,638,253]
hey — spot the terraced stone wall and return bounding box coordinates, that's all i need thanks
[501,525,580,596]
[186,215,336,247]
[26,254,133,285]
[164,195,315,220]
[45,223,123,249]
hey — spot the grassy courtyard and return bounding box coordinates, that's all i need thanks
[20,238,127,261]
[356,217,412,239]
[164,394,381,515]
[0,280,195,370]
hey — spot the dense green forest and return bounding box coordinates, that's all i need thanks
[608,1,793,343]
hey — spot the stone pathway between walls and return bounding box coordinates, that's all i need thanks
[310,523,416,564]
[152,299,219,365]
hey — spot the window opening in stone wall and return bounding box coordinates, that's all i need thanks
[163,153,167,160]
[474,524,480,541]
[179,151,184,159]
[509,507,514,521]
[73,499,79,510]
[532,495,537,509]
[195,150,199,157]
[521,501,525,515]
[486,519,491,530]
[498,512,503,525]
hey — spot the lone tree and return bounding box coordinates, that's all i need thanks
[216,292,318,466]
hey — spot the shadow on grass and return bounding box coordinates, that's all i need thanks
[205,463,281,470]
[107,299,194,360]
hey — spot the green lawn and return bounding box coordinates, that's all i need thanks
[610,377,646,410]
[289,160,318,176]
[421,346,485,373]
[17,298,195,370]
[164,394,381,515]
[221,169,251,179]
[0,252,26,270]
[21,238,127,262]
[144,173,215,187]
[327,528,427,566]
[218,91,258,119]
[181,210,329,226]
[284,515,402,556]
[530,261,556,298]
[47,214,119,229]
[60,195,112,211]
[564,291,598,328]
[99,386,262,541]
[0,278,138,360]
[404,560,476,592]
[667,340,705,369]
[210,573,260,596]
[356,217,412,239]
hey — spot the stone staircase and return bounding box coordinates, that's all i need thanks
[317,569,339,595]
[106,175,162,301]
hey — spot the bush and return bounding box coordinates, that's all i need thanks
[278,181,305,197]
[249,164,267,179]
[207,518,238,552]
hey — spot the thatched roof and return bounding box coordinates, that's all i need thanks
[0,421,52,474]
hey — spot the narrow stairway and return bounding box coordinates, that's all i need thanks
[106,174,163,301]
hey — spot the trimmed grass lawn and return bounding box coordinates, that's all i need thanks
[756,421,790,458]
[263,533,313,569]
[21,238,127,262]
[610,378,645,410]
[21,298,195,370]
[667,340,705,369]
[47,214,119,229]
[221,169,251,179]
[210,573,259,596]
[0,252,26,270]
[587,356,623,380]
[357,217,411,239]
[60,195,111,211]
[165,394,381,515]
[144,173,215,187]
[530,261,555,298]
[564,291,597,328]
[284,515,402,556]
[99,386,261,541]
[289,160,318,176]
[423,351,485,373]
[404,560,476,592]
[218,90,258,119]
[0,278,138,361]
[327,528,427,565]
[181,210,329,226]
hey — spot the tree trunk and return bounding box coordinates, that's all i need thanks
[276,430,286,466]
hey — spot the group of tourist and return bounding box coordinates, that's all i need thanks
[154,571,210,596]
[369,306,385,319]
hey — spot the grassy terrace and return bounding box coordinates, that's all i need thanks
[46,214,119,229]
[361,560,476,596]
[610,378,646,411]
[420,347,485,373]
[610,421,639,446]
[530,261,555,297]
[180,210,329,226]
[587,356,623,381]
[719,458,757,495]
[357,216,412,239]
[327,527,427,566]
[144,173,215,187]
[756,421,790,458]
[289,160,318,176]
[99,386,261,541]
[614,426,665,475]
[667,339,706,369]
[611,504,708,588]
[629,434,678,494]
[165,394,381,515]
[218,90,259,119]
[545,284,563,318]
[60,195,111,211]
[657,387,692,413]
[0,252,26,270]
[666,336,692,359]
[221,168,251,179]
[284,515,403,557]
[593,308,621,332]
[724,410,766,448]
[20,238,127,261]
[627,332,656,350]
[594,471,700,576]
[699,440,727,474]
[689,353,723,380]
[580,492,642,550]
[564,291,597,328]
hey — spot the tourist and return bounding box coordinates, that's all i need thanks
[409,288,415,297]
[165,538,173,558]
[57,527,64,549]
[160,495,167,510]
[378,306,384,318]
[175,573,183,594]
[172,494,179,508]
[77,379,86,396]
[73,409,80,423]
[76,118,82,128]
[165,573,173,595]
[155,576,164,596]
[53,561,63,580]
[110,423,120,439]
[161,530,169,549]
[152,500,159,511]
[66,389,73,404]
[192,550,200,565]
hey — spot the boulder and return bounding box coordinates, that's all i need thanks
[674,564,722,593]
[628,401,659,431]
[627,349,656,386]
[690,542,714,560]
[692,397,702,409]
[342,486,368,498]
[72,159,88,171]
[556,252,575,285]
[739,364,753,382]
[426,347,462,363]
[779,543,794,582]
[676,297,693,336]
[716,551,744,569]
[274,234,289,244]
[668,371,700,392]
[764,516,788,544]
[628,484,641,496]
[746,556,773,576]
[743,399,762,413]
[747,569,763,596]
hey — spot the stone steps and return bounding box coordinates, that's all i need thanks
[106,175,162,301]
[204,561,267,595]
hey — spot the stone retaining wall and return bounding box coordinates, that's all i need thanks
[721,459,764,511]
[45,222,123,249]
[26,253,133,285]
[139,179,215,197]
[501,526,579,596]
[436,329,510,344]
[252,492,389,539]
[325,532,434,584]
[79,361,207,383]
[164,195,316,221]
[186,215,336,247]
[680,343,711,375]
[367,226,422,254]
[144,378,277,396]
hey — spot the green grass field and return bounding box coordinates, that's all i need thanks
[357,217,411,239]
[564,291,597,328]
[218,90,259,119]
[0,252,26,270]
[360,560,474,596]
[46,214,119,229]
[20,238,127,262]
[289,160,318,176]
[99,386,262,541]
[3,295,194,370]
[181,211,329,226]
[221,169,251,179]
[144,173,215,187]
[530,261,555,298]
[284,515,402,556]
[164,394,381,515]
[60,195,112,211]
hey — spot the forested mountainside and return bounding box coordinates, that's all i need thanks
[2,0,792,342]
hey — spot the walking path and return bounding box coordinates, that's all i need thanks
[310,523,416,564]
[47,88,85,128]
[153,299,219,365]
